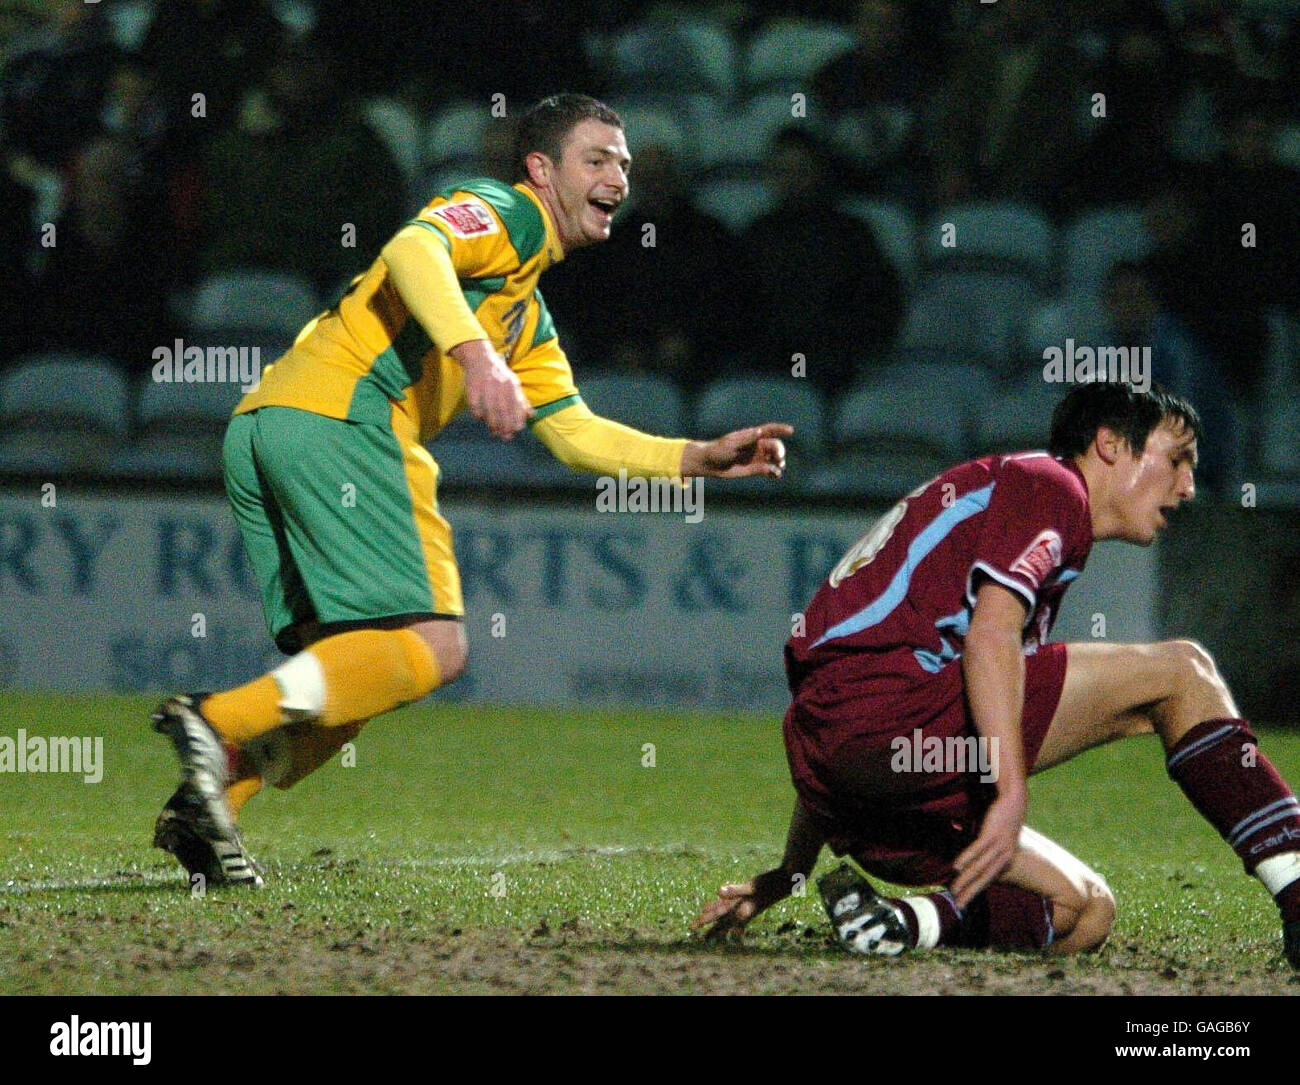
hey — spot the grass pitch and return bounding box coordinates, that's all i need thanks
[1,692,1297,995]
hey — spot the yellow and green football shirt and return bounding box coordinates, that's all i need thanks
[237,179,600,445]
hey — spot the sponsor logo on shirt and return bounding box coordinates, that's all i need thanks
[432,200,499,238]
[1011,529,1062,587]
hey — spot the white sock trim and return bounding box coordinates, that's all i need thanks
[272,651,327,720]
[1255,851,1300,897]
[902,895,941,950]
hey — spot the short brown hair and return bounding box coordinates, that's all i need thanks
[514,93,623,181]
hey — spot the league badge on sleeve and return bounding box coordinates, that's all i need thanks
[431,200,500,238]
[1011,529,1063,587]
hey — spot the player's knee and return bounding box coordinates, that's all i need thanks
[411,620,469,685]
[1161,639,1224,692]
[1070,876,1116,952]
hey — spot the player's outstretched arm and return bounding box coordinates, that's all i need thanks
[692,799,824,940]
[681,423,793,480]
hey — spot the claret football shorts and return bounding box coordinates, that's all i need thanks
[223,405,464,654]
[784,641,1069,887]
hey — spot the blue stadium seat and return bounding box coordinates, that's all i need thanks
[1062,206,1151,294]
[106,0,156,51]
[693,175,775,233]
[900,272,1042,373]
[578,373,688,436]
[974,374,1062,453]
[361,97,426,187]
[804,452,949,501]
[742,19,857,93]
[0,354,131,475]
[694,376,826,458]
[136,376,246,433]
[870,357,997,439]
[188,270,320,337]
[604,103,689,162]
[1261,400,1300,478]
[424,100,492,168]
[833,381,965,459]
[106,435,225,481]
[840,198,918,285]
[1017,293,1110,365]
[920,202,1055,286]
[603,20,738,98]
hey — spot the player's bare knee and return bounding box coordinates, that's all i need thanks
[1072,876,1116,951]
[412,620,469,685]
[1162,639,1225,693]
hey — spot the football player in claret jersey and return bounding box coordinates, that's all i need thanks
[149,93,792,887]
[695,381,1300,967]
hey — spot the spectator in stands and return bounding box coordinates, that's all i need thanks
[812,0,942,199]
[1198,90,1300,392]
[138,0,284,141]
[34,135,176,373]
[1066,1,1182,209]
[0,138,37,357]
[541,140,756,392]
[0,0,118,172]
[1103,260,1233,493]
[742,126,902,390]
[927,0,1083,216]
[197,37,406,294]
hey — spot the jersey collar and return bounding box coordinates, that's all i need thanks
[516,183,565,270]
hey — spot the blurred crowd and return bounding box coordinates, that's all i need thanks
[2,0,1298,474]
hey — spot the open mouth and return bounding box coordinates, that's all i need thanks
[588,196,619,218]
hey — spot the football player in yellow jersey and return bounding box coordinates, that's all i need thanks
[151,93,793,886]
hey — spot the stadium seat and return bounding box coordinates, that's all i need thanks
[1277,124,1300,171]
[1261,399,1300,478]
[136,377,246,434]
[694,376,826,458]
[899,272,1042,374]
[0,354,131,475]
[361,97,426,186]
[577,373,689,437]
[973,374,1062,453]
[1016,293,1110,366]
[692,175,776,233]
[1061,206,1151,294]
[604,103,689,163]
[431,436,576,490]
[0,354,131,437]
[424,100,492,168]
[920,202,1055,286]
[603,20,738,98]
[707,92,805,169]
[188,271,320,337]
[833,381,965,459]
[870,357,998,440]
[106,0,156,51]
[840,198,918,285]
[742,19,857,92]
[804,451,949,501]
[106,435,226,482]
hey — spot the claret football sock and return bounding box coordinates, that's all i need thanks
[203,628,440,745]
[892,885,1054,950]
[1166,718,1300,916]
[274,719,366,790]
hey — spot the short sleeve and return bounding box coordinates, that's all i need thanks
[967,456,1086,612]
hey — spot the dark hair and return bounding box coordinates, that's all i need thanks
[514,93,623,181]
[1048,380,1204,458]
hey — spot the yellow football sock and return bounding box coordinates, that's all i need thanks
[203,676,281,745]
[225,775,264,818]
[204,628,440,745]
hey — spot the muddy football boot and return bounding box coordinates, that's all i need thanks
[153,786,264,888]
[151,693,235,841]
[818,862,911,957]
